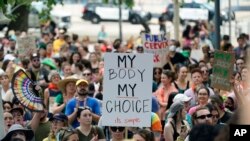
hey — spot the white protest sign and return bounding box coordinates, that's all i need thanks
[180,8,208,20]
[141,33,168,67]
[102,53,153,127]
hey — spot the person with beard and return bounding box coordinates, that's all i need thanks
[27,53,49,91]
[65,79,101,128]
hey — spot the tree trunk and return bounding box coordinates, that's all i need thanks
[7,5,29,33]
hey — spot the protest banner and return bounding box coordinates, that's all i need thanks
[102,53,153,127]
[211,51,235,91]
[17,36,36,57]
[141,33,169,67]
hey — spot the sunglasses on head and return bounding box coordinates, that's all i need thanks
[78,106,92,111]
[196,114,212,119]
[110,127,125,132]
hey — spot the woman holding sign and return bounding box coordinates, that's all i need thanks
[154,70,178,128]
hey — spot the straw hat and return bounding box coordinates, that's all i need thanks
[57,75,78,92]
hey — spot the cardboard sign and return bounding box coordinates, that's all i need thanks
[17,36,36,56]
[102,53,153,127]
[211,51,235,91]
[141,33,168,67]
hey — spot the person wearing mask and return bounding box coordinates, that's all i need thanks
[198,31,214,52]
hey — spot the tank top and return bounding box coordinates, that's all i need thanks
[174,81,190,93]
[170,120,185,141]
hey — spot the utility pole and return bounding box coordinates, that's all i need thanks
[215,0,221,50]
[173,0,180,41]
[118,0,123,41]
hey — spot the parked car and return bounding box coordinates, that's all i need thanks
[161,2,235,23]
[30,2,71,29]
[82,2,152,24]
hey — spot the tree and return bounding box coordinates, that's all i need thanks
[0,0,58,33]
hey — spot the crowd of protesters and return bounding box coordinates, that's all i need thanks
[0,18,249,141]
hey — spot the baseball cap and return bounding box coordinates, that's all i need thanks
[30,53,39,60]
[173,94,192,103]
[76,79,89,86]
[49,113,68,122]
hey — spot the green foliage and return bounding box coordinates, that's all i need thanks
[125,0,134,8]
[0,0,61,24]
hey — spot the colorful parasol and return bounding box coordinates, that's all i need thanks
[11,69,44,112]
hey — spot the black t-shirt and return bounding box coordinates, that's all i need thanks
[220,111,233,124]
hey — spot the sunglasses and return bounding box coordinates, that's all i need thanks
[83,73,91,76]
[196,114,212,119]
[110,127,125,132]
[32,59,40,62]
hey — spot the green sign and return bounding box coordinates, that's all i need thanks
[211,51,235,91]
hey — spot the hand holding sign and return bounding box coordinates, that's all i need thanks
[102,53,153,127]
